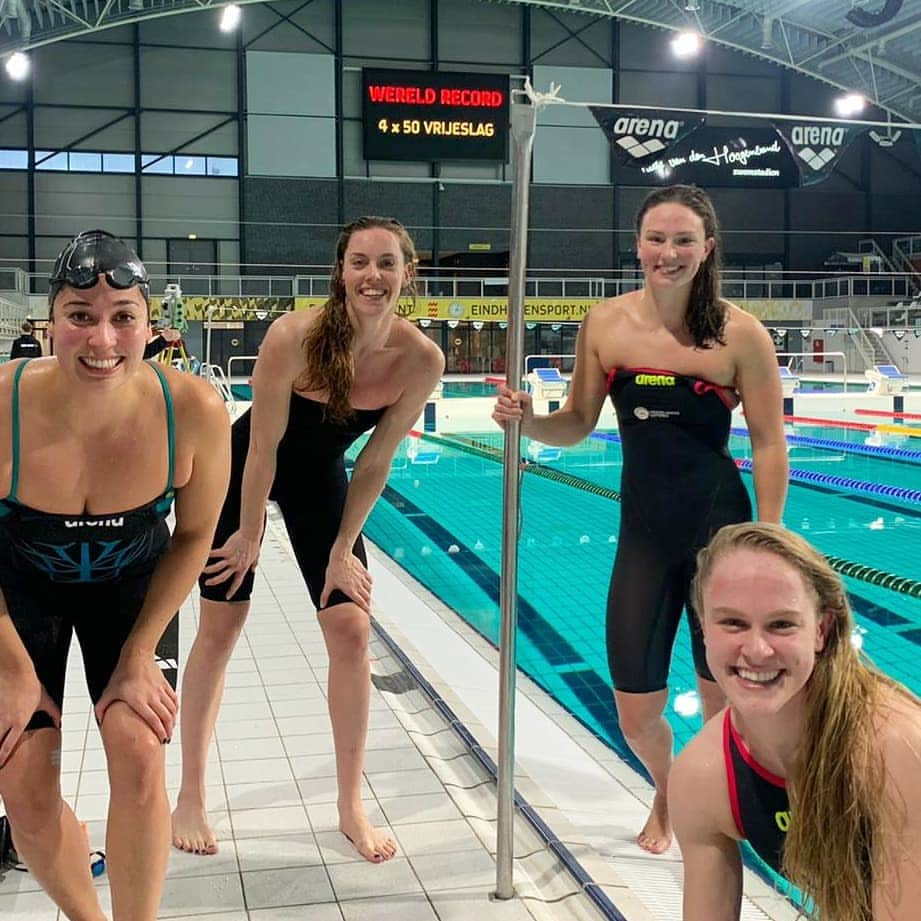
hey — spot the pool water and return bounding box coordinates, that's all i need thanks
[352,424,921,766]
[798,379,920,393]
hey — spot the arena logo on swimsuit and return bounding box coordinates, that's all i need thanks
[635,373,675,386]
[64,518,125,528]
[775,810,791,833]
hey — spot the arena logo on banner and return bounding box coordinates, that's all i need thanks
[590,107,705,166]
[776,122,866,186]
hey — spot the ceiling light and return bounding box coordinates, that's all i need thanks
[684,0,700,10]
[5,52,29,81]
[219,4,241,31]
[834,92,866,117]
[671,31,702,58]
[761,17,774,50]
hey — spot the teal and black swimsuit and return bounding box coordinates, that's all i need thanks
[0,360,176,730]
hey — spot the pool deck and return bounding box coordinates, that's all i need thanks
[0,506,803,920]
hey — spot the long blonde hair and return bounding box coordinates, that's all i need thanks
[297,216,418,423]
[693,522,917,921]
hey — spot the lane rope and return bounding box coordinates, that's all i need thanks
[419,432,921,599]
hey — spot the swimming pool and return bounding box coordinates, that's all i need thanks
[351,420,921,769]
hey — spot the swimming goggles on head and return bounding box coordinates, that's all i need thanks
[49,230,149,303]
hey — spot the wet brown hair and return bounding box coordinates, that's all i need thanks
[296,216,418,423]
[635,184,725,348]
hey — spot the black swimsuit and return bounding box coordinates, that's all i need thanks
[723,710,789,873]
[0,360,176,729]
[200,394,386,608]
[606,367,752,692]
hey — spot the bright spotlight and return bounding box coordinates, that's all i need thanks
[671,31,702,58]
[834,93,866,117]
[219,4,241,31]
[5,52,29,81]
[684,0,701,10]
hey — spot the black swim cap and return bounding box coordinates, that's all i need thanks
[49,229,149,308]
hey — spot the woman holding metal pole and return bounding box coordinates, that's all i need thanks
[493,185,787,854]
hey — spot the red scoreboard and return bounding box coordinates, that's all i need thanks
[362,68,510,162]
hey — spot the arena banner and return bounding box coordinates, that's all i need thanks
[592,108,861,188]
[775,121,866,186]
[294,296,811,322]
[185,296,294,322]
[590,107,705,168]
[633,126,800,188]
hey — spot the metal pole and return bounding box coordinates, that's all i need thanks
[205,303,215,371]
[495,96,537,901]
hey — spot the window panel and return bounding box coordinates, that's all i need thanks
[35,151,69,170]
[206,157,238,177]
[176,156,206,175]
[68,152,102,172]
[103,153,136,173]
[0,149,28,169]
[142,154,174,174]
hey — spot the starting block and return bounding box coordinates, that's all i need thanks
[778,365,800,398]
[864,364,907,396]
[526,367,568,401]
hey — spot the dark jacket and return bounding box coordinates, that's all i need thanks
[9,335,42,359]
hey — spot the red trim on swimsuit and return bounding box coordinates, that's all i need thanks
[727,712,787,788]
[606,366,740,410]
[722,710,746,839]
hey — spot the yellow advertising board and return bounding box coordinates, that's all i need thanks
[295,296,596,321]
[173,295,812,324]
[294,296,813,322]
[182,296,294,322]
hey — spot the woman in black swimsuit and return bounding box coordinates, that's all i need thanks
[172,216,444,860]
[493,186,788,853]
[0,230,229,921]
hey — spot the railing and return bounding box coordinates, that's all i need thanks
[0,295,30,337]
[892,235,921,291]
[857,238,899,274]
[200,363,235,407]
[226,355,259,381]
[777,351,848,389]
[6,267,920,303]
[524,353,575,374]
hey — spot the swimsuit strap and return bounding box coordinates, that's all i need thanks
[6,359,32,501]
[148,361,176,499]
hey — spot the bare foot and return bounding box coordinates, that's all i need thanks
[339,810,397,863]
[636,792,671,854]
[171,801,218,855]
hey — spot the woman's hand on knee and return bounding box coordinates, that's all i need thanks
[320,552,372,613]
[0,668,60,769]
[95,650,177,744]
[202,529,261,599]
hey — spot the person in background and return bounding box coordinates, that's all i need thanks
[9,320,42,359]
[144,324,182,360]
